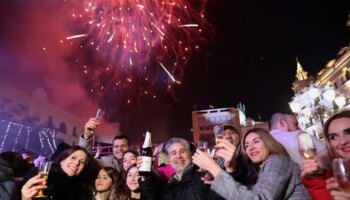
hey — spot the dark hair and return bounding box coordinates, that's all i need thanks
[125,164,138,177]
[125,164,140,195]
[323,110,350,159]
[122,150,139,159]
[112,135,130,145]
[269,112,294,129]
[222,124,240,135]
[93,167,128,200]
[122,150,139,171]
[20,149,34,155]
[51,142,70,161]
[53,146,91,176]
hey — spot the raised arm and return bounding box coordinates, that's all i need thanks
[78,118,100,153]
[210,155,310,200]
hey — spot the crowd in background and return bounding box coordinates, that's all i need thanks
[0,109,350,200]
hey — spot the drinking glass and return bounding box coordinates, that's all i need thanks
[298,132,317,159]
[95,108,106,120]
[34,161,52,198]
[197,140,208,172]
[198,140,208,152]
[333,158,350,192]
[87,108,106,132]
[213,125,224,144]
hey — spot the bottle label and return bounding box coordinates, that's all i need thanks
[139,156,152,172]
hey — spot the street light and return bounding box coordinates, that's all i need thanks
[289,84,347,139]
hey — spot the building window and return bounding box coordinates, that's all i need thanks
[59,122,67,134]
[346,70,350,81]
[73,126,77,137]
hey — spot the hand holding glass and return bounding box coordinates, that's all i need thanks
[34,161,52,198]
[298,133,317,159]
[197,140,208,172]
[87,108,105,132]
[198,140,208,152]
[332,158,350,192]
[213,125,224,144]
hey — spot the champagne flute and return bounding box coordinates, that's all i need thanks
[87,108,106,132]
[298,132,317,159]
[34,161,52,198]
[95,108,106,120]
[332,158,350,192]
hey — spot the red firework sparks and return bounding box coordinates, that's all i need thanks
[63,0,211,85]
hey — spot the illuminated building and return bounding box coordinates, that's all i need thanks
[290,48,350,138]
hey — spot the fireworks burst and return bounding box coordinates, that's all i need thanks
[62,0,212,109]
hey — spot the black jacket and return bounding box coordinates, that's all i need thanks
[22,164,92,200]
[161,163,213,200]
[0,158,19,200]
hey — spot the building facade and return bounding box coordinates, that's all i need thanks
[0,78,85,156]
[291,47,350,138]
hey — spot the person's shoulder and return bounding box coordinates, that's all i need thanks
[264,154,292,167]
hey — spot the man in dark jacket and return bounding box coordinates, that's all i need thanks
[161,137,213,200]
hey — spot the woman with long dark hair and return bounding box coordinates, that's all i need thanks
[92,167,129,200]
[21,146,98,200]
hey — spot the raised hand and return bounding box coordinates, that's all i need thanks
[215,138,237,172]
[136,156,143,168]
[84,118,100,139]
[326,177,350,200]
[21,174,47,200]
[301,158,319,179]
[192,149,221,178]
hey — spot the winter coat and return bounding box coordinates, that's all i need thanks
[22,163,92,200]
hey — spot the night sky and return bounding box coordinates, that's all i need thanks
[0,0,349,143]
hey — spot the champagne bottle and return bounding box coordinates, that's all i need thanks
[139,130,153,177]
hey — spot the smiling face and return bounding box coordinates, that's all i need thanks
[95,169,113,192]
[126,166,140,191]
[168,143,191,173]
[244,132,269,164]
[123,152,137,171]
[113,139,129,160]
[60,150,87,176]
[328,117,350,159]
[223,129,240,146]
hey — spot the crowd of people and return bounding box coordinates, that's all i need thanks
[0,109,349,200]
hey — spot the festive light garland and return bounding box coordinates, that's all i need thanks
[0,120,57,156]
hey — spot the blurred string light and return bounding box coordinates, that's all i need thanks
[0,120,57,155]
[60,0,212,104]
